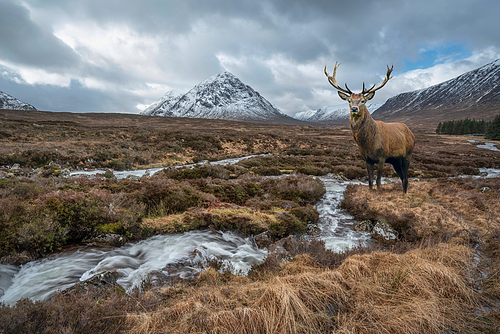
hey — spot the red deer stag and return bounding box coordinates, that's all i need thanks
[324,62,415,194]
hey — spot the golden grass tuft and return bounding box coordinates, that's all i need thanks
[127,242,477,334]
[342,179,500,242]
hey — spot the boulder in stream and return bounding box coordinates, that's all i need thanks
[254,231,272,248]
[371,219,398,243]
[354,220,374,233]
[62,271,124,296]
[306,223,321,236]
[82,233,127,247]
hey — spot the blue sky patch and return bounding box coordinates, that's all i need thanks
[404,42,472,71]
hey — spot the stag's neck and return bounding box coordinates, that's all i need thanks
[350,106,376,133]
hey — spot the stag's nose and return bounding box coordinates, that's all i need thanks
[351,106,359,113]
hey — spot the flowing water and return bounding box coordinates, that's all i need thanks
[4,154,497,306]
[0,231,266,305]
[69,154,271,179]
[0,164,371,306]
[467,139,500,152]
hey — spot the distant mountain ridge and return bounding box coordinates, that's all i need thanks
[373,59,500,123]
[295,103,381,123]
[0,91,37,111]
[141,72,298,123]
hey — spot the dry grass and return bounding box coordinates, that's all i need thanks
[342,178,500,242]
[126,242,478,334]
[142,206,275,234]
[2,111,500,332]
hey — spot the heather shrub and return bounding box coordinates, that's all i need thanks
[332,165,367,179]
[194,178,260,205]
[263,174,325,205]
[289,204,320,224]
[42,190,114,241]
[0,198,29,256]
[140,176,206,216]
[16,215,69,253]
[268,211,306,238]
[161,164,230,180]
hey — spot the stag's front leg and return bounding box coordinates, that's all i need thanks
[376,160,385,191]
[366,162,374,190]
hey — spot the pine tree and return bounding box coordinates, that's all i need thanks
[485,115,500,140]
[436,122,442,134]
[472,120,479,134]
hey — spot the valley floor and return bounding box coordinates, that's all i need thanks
[1,110,500,333]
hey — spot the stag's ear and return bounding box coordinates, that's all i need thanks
[364,91,375,101]
[338,91,350,101]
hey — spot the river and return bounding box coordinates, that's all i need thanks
[3,156,498,306]
[0,157,372,306]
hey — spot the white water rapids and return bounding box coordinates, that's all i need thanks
[2,154,499,307]
[0,166,371,306]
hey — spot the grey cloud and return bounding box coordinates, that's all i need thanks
[1,0,500,114]
[0,1,79,69]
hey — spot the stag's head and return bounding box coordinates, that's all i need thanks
[324,62,393,117]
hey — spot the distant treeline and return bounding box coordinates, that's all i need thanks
[436,115,500,140]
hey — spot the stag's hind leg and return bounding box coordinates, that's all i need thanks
[390,158,406,193]
[402,158,411,194]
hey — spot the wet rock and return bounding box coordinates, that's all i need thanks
[371,219,398,242]
[82,233,127,247]
[0,251,38,266]
[62,271,124,295]
[11,163,20,170]
[275,235,299,252]
[337,173,349,181]
[354,220,374,232]
[306,223,321,236]
[254,231,272,248]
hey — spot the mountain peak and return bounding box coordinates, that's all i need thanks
[141,72,292,123]
[0,91,37,111]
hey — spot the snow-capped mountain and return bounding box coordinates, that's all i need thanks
[295,103,381,123]
[141,72,296,123]
[0,91,36,111]
[373,59,500,122]
[141,89,183,116]
[293,109,317,121]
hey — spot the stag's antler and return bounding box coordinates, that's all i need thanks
[362,64,393,95]
[324,62,353,95]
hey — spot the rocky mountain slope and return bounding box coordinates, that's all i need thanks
[0,91,37,111]
[141,90,183,116]
[141,72,299,124]
[373,59,500,124]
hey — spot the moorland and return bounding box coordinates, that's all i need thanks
[0,109,500,333]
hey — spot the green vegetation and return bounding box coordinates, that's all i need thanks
[0,166,325,260]
[436,115,500,139]
[485,114,500,140]
[436,118,491,135]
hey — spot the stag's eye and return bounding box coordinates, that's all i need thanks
[348,98,352,102]
[360,99,365,103]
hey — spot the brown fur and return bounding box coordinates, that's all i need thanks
[340,93,415,193]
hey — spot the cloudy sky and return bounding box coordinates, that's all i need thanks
[1,0,500,116]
